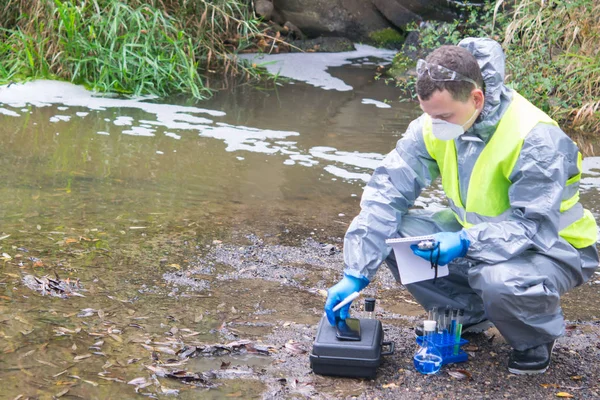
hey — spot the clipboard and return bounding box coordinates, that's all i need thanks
[385,235,449,285]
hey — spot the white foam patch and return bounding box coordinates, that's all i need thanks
[165,132,181,140]
[0,107,19,117]
[238,44,396,91]
[288,154,319,167]
[114,116,134,126]
[581,157,600,190]
[324,165,371,182]
[310,146,383,169]
[49,115,71,123]
[583,157,600,176]
[122,126,155,137]
[0,80,224,116]
[361,98,391,108]
[76,112,89,117]
[202,123,299,153]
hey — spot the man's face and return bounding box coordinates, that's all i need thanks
[418,89,482,130]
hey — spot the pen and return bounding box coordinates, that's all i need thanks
[332,291,361,312]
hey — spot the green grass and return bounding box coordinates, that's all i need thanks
[390,0,600,134]
[369,28,404,48]
[0,0,262,99]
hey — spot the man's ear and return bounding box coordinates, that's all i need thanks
[472,88,485,109]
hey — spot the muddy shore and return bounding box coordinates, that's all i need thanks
[170,233,600,400]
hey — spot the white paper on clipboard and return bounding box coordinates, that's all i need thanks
[385,235,449,285]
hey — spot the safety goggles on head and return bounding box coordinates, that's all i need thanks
[416,59,479,89]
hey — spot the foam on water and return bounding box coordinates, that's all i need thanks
[237,44,396,91]
[0,80,380,183]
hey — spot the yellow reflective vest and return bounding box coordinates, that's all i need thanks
[423,91,597,249]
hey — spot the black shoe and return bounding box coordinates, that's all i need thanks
[508,340,555,375]
[414,320,493,337]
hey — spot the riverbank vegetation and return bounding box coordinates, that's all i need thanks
[393,0,599,135]
[0,0,262,98]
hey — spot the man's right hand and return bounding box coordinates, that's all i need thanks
[324,274,369,325]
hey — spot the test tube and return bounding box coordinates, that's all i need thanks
[436,306,445,336]
[428,307,437,322]
[450,308,458,340]
[444,307,451,339]
[364,298,376,319]
[454,309,464,355]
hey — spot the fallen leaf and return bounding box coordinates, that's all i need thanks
[542,383,560,389]
[220,360,231,369]
[55,389,69,398]
[447,369,472,380]
[570,376,582,380]
[382,383,398,389]
[463,344,479,352]
[74,354,92,361]
[284,341,306,355]
[556,393,574,398]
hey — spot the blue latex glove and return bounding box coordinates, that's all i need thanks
[411,231,470,266]
[324,274,369,326]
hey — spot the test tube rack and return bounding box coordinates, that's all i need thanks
[416,333,469,365]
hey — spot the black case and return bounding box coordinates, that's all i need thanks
[310,316,395,379]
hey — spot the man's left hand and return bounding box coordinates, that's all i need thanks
[411,231,470,266]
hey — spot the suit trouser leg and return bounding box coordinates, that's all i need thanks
[468,239,597,350]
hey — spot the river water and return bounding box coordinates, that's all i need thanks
[0,45,599,399]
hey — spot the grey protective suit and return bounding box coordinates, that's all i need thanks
[343,37,599,351]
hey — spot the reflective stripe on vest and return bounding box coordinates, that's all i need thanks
[422,91,598,249]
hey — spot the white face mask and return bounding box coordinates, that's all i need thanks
[431,108,478,141]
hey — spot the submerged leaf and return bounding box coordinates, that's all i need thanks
[556,393,574,398]
[128,377,149,386]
